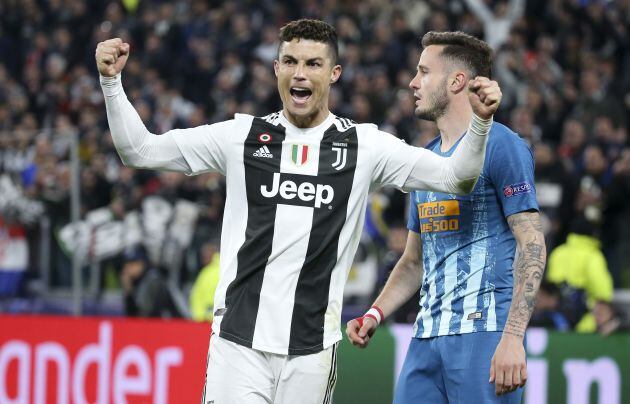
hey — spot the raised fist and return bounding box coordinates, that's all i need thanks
[95,38,130,77]
[467,77,502,120]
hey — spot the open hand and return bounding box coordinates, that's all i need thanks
[489,334,527,396]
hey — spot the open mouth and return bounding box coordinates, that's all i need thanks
[290,87,312,105]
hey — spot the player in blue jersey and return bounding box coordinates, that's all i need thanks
[346,31,546,403]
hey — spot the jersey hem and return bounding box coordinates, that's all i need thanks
[218,329,341,356]
[414,325,504,339]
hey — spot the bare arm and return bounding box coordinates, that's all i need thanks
[490,211,546,396]
[346,231,423,348]
[504,211,547,338]
[463,0,494,24]
[373,232,424,318]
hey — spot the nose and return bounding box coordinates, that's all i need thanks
[293,62,306,80]
[409,72,421,90]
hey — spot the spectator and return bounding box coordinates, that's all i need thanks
[546,217,614,332]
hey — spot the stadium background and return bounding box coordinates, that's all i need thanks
[0,0,629,402]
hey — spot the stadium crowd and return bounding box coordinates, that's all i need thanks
[0,0,629,333]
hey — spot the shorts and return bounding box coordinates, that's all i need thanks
[394,332,523,404]
[201,335,338,404]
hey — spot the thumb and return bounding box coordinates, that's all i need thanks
[358,318,375,338]
[489,357,496,383]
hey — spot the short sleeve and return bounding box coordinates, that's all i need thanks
[170,119,238,176]
[488,130,539,218]
[407,193,421,233]
[370,129,424,190]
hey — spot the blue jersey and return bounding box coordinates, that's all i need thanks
[408,122,538,338]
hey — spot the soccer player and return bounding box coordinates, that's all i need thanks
[346,31,546,403]
[96,20,502,404]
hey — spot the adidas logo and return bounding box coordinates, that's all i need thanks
[253,146,273,158]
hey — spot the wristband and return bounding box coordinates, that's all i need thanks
[364,305,384,326]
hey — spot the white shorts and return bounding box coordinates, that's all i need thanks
[201,335,338,404]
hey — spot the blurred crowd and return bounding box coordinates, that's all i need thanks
[0,0,629,333]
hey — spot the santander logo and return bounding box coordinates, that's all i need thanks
[0,321,183,404]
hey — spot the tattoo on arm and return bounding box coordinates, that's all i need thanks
[504,212,546,338]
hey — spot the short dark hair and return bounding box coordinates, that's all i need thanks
[421,31,492,78]
[278,19,339,64]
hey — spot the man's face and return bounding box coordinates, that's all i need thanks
[409,45,450,121]
[274,39,341,125]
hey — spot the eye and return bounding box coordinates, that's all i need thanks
[284,59,296,65]
[307,61,322,67]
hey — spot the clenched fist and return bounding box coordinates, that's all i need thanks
[467,77,502,120]
[95,38,130,77]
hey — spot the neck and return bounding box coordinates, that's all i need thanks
[283,107,330,128]
[436,98,473,151]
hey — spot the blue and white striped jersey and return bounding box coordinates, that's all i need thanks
[408,122,539,338]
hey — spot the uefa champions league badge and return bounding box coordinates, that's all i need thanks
[503,182,532,198]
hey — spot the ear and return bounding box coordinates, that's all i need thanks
[330,64,342,84]
[449,70,468,94]
[273,59,279,77]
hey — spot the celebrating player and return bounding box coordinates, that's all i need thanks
[96,20,501,404]
[346,31,546,403]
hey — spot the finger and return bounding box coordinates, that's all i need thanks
[512,365,521,390]
[100,53,115,65]
[495,369,504,395]
[358,317,375,338]
[520,364,528,388]
[489,358,495,383]
[503,366,513,395]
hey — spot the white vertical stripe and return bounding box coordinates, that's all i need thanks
[212,125,250,335]
[437,249,458,333]
[253,204,314,351]
[420,268,436,338]
[419,234,438,338]
[323,135,372,348]
[459,238,487,333]
[487,286,497,331]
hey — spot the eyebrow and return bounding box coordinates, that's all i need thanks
[282,55,325,63]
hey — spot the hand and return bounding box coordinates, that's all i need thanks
[467,77,502,120]
[95,38,130,77]
[489,334,527,396]
[345,316,378,348]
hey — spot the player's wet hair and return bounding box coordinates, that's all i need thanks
[422,31,492,78]
[278,19,339,64]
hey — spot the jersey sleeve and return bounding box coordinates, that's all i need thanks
[407,193,421,233]
[488,130,539,218]
[370,129,423,190]
[170,119,239,176]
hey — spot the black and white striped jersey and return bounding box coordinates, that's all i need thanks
[172,111,420,355]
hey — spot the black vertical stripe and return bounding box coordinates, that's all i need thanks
[322,343,338,404]
[288,126,358,355]
[220,118,286,346]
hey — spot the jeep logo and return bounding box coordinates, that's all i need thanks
[260,173,334,208]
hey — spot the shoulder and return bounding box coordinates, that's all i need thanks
[489,121,531,151]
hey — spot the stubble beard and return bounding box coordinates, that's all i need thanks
[414,80,449,122]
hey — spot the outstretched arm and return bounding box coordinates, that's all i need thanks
[404,77,502,195]
[346,231,423,348]
[490,211,546,396]
[96,38,191,172]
